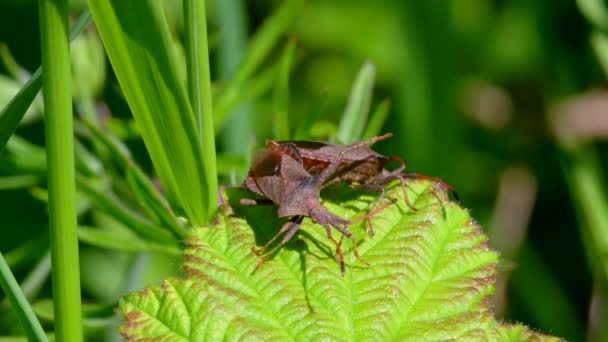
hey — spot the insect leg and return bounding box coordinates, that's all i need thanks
[347,198,395,236]
[401,173,459,201]
[254,216,304,271]
[253,216,303,255]
[240,198,275,206]
[319,223,347,276]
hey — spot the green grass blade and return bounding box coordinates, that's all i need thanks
[591,32,608,74]
[216,0,254,156]
[183,0,218,215]
[273,39,296,140]
[76,176,175,244]
[336,60,376,144]
[3,235,48,270]
[0,9,92,153]
[213,63,279,128]
[126,167,185,240]
[293,90,329,140]
[0,252,51,311]
[559,145,608,278]
[0,69,42,153]
[0,44,24,80]
[0,175,42,190]
[214,0,304,131]
[510,241,585,339]
[78,226,181,256]
[87,0,211,224]
[0,253,48,342]
[362,97,391,139]
[577,0,608,31]
[216,153,248,177]
[2,135,47,174]
[38,0,82,340]
[80,119,183,238]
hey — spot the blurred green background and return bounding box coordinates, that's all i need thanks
[0,0,606,340]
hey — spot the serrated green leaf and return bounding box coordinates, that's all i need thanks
[118,180,560,341]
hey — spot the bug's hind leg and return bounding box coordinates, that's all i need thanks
[400,173,459,202]
[253,216,304,271]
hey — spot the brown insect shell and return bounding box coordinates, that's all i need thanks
[245,148,281,197]
[276,173,324,218]
[245,148,312,208]
[268,139,391,185]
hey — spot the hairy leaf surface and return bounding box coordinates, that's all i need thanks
[119,180,560,341]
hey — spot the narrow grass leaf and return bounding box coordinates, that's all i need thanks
[0,44,25,80]
[0,175,42,190]
[293,90,329,140]
[273,39,296,140]
[2,135,47,174]
[362,97,391,139]
[126,167,185,240]
[591,32,608,75]
[78,226,181,256]
[214,0,304,130]
[87,0,211,224]
[33,300,117,330]
[0,253,48,342]
[80,119,183,238]
[3,235,48,270]
[118,180,561,341]
[215,0,253,156]
[216,153,247,177]
[576,0,608,31]
[0,9,92,153]
[337,61,376,144]
[559,144,608,279]
[76,176,175,244]
[0,252,51,309]
[183,0,218,215]
[213,63,278,127]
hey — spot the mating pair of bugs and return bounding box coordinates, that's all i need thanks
[240,133,454,274]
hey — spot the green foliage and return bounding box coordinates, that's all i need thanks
[0,1,596,340]
[336,61,375,144]
[87,0,213,224]
[0,10,92,153]
[118,181,558,341]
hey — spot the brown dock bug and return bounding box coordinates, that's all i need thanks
[241,139,391,275]
[265,133,457,234]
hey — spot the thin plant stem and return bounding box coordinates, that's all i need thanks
[38,0,83,340]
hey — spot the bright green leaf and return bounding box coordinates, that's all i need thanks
[118,180,559,341]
